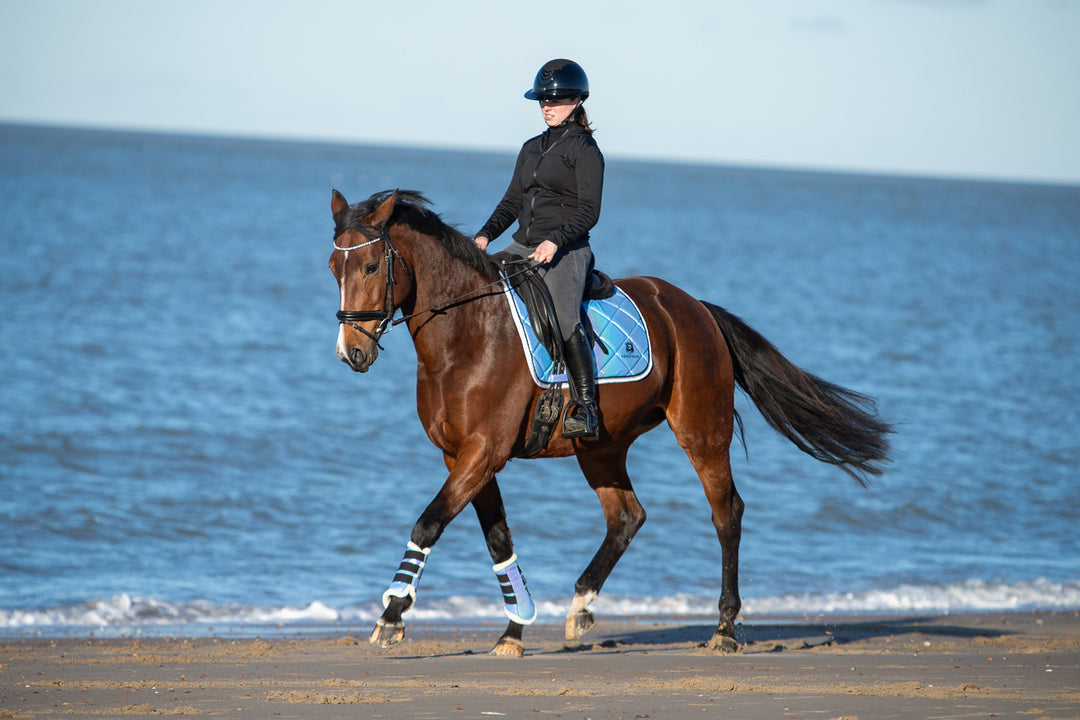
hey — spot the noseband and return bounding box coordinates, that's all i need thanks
[335,227,412,348]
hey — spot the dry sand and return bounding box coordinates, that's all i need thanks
[3,611,1078,719]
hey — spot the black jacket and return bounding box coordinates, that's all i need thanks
[478,121,604,249]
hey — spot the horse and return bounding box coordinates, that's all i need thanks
[329,188,891,656]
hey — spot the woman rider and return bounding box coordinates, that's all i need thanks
[474,59,604,440]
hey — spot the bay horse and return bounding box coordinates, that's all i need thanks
[329,189,890,656]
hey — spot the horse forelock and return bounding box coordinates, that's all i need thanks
[341,190,502,281]
[333,190,392,240]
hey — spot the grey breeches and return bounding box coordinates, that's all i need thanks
[503,240,593,341]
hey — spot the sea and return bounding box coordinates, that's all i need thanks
[2,123,1078,638]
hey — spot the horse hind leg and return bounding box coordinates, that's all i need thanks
[567,446,647,641]
[668,403,744,653]
[701,461,744,654]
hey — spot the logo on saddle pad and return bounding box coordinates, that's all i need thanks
[503,282,653,387]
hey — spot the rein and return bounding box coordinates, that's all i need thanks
[335,229,534,349]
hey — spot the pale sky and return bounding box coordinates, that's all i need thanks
[2,0,1079,184]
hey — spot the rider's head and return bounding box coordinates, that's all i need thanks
[524,59,593,132]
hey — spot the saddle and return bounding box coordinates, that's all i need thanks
[494,254,631,458]
[494,252,615,363]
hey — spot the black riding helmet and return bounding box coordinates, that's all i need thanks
[524,59,590,101]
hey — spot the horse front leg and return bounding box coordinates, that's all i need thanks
[370,443,501,649]
[369,502,442,648]
[472,481,536,657]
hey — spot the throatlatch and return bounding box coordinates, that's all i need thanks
[382,541,430,608]
[493,554,537,625]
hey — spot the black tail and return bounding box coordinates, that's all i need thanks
[702,301,892,486]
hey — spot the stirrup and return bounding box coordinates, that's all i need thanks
[562,401,598,440]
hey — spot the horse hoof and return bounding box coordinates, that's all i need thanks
[369,619,405,648]
[704,632,740,654]
[565,609,596,640]
[490,637,525,657]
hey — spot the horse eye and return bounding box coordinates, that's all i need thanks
[364,262,380,275]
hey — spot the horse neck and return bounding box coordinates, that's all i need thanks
[399,229,507,354]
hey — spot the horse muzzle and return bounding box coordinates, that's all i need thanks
[336,326,379,373]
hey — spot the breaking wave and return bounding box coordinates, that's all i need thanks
[3,578,1076,637]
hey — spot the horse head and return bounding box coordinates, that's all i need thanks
[329,189,414,372]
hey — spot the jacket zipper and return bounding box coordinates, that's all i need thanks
[526,133,561,245]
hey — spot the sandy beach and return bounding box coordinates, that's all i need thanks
[3,611,1078,719]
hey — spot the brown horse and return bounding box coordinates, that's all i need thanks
[329,189,890,656]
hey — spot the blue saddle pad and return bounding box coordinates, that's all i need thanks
[503,280,653,387]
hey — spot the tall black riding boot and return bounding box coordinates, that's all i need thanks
[562,324,599,440]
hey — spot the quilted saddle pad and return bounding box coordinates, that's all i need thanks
[503,281,653,387]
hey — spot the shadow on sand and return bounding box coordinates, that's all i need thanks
[572,616,1011,654]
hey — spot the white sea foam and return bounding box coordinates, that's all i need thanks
[2,578,1077,636]
[742,577,1080,615]
[0,595,347,635]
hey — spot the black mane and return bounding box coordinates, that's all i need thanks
[337,190,502,281]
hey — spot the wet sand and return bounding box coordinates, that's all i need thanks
[3,611,1078,719]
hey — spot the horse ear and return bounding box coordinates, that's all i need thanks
[369,190,397,229]
[331,189,349,216]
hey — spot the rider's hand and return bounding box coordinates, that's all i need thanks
[529,240,558,265]
[474,235,490,252]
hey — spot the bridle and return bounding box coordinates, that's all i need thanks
[334,225,538,351]
[334,226,412,348]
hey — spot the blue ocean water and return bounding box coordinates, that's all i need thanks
[2,124,1078,637]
